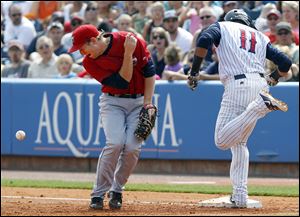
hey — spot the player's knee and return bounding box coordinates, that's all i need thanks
[124,144,141,156]
[215,143,229,150]
[105,143,124,152]
[215,137,229,150]
[215,138,229,150]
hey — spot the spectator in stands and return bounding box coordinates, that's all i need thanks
[95,2,118,33]
[1,1,33,25]
[4,4,37,49]
[132,2,150,35]
[147,27,171,78]
[115,14,133,32]
[123,1,138,16]
[275,22,299,57]
[193,8,217,48]
[63,1,87,23]
[143,2,165,44]
[167,1,186,18]
[164,45,183,73]
[208,1,224,19]
[267,22,299,81]
[218,1,239,21]
[47,22,68,56]
[84,1,103,28]
[27,36,59,78]
[255,3,277,32]
[162,48,219,81]
[97,2,114,21]
[51,11,65,26]
[28,22,67,61]
[240,1,261,21]
[55,54,77,78]
[26,1,63,22]
[198,6,218,30]
[61,16,84,63]
[190,6,218,70]
[163,10,193,56]
[179,1,206,35]
[264,9,282,44]
[282,1,299,39]
[26,12,65,57]
[2,40,30,78]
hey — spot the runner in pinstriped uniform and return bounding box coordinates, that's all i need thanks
[187,9,292,208]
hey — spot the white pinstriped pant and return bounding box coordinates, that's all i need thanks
[215,74,270,205]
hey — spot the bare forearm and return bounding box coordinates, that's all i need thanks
[198,72,220,80]
[163,70,188,80]
[119,53,133,82]
[144,75,155,105]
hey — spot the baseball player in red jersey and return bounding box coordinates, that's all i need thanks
[187,9,292,208]
[69,25,156,210]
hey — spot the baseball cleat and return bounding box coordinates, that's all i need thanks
[259,90,288,112]
[89,197,103,210]
[230,195,247,208]
[108,191,122,209]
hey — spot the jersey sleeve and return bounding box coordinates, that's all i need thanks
[101,73,129,89]
[266,43,292,73]
[135,36,155,77]
[196,22,221,49]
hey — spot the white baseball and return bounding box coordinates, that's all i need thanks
[16,130,26,141]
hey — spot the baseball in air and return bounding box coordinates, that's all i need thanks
[16,130,26,141]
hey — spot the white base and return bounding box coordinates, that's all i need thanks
[199,196,262,208]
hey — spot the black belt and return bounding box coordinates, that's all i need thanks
[234,73,264,80]
[107,93,144,98]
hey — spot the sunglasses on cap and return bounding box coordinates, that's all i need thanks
[200,15,212,20]
[71,19,82,26]
[38,44,50,50]
[153,35,165,40]
[164,18,178,23]
[86,7,97,12]
[267,16,279,21]
[277,30,290,36]
[11,13,21,17]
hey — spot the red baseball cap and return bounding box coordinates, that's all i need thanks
[68,24,99,53]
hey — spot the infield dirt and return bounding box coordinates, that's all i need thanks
[1,187,299,216]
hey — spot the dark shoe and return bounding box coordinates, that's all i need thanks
[108,191,122,209]
[260,90,288,112]
[230,195,247,208]
[230,195,237,207]
[90,197,103,210]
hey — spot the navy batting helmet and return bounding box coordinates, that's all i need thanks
[224,9,256,29]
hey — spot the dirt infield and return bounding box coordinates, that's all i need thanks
[1,187,299,216]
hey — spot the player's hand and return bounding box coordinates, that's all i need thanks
[187,74,198,91]
[265,75,278,86]
[124,33,137,55]
[265,69,280,86]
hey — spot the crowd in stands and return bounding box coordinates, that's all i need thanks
[1,1,299,82]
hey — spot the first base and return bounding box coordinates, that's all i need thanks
[199,196,262,208]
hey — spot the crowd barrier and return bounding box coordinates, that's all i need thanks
[1,79,299,162]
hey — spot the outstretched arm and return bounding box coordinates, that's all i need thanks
[187,23,221,90]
